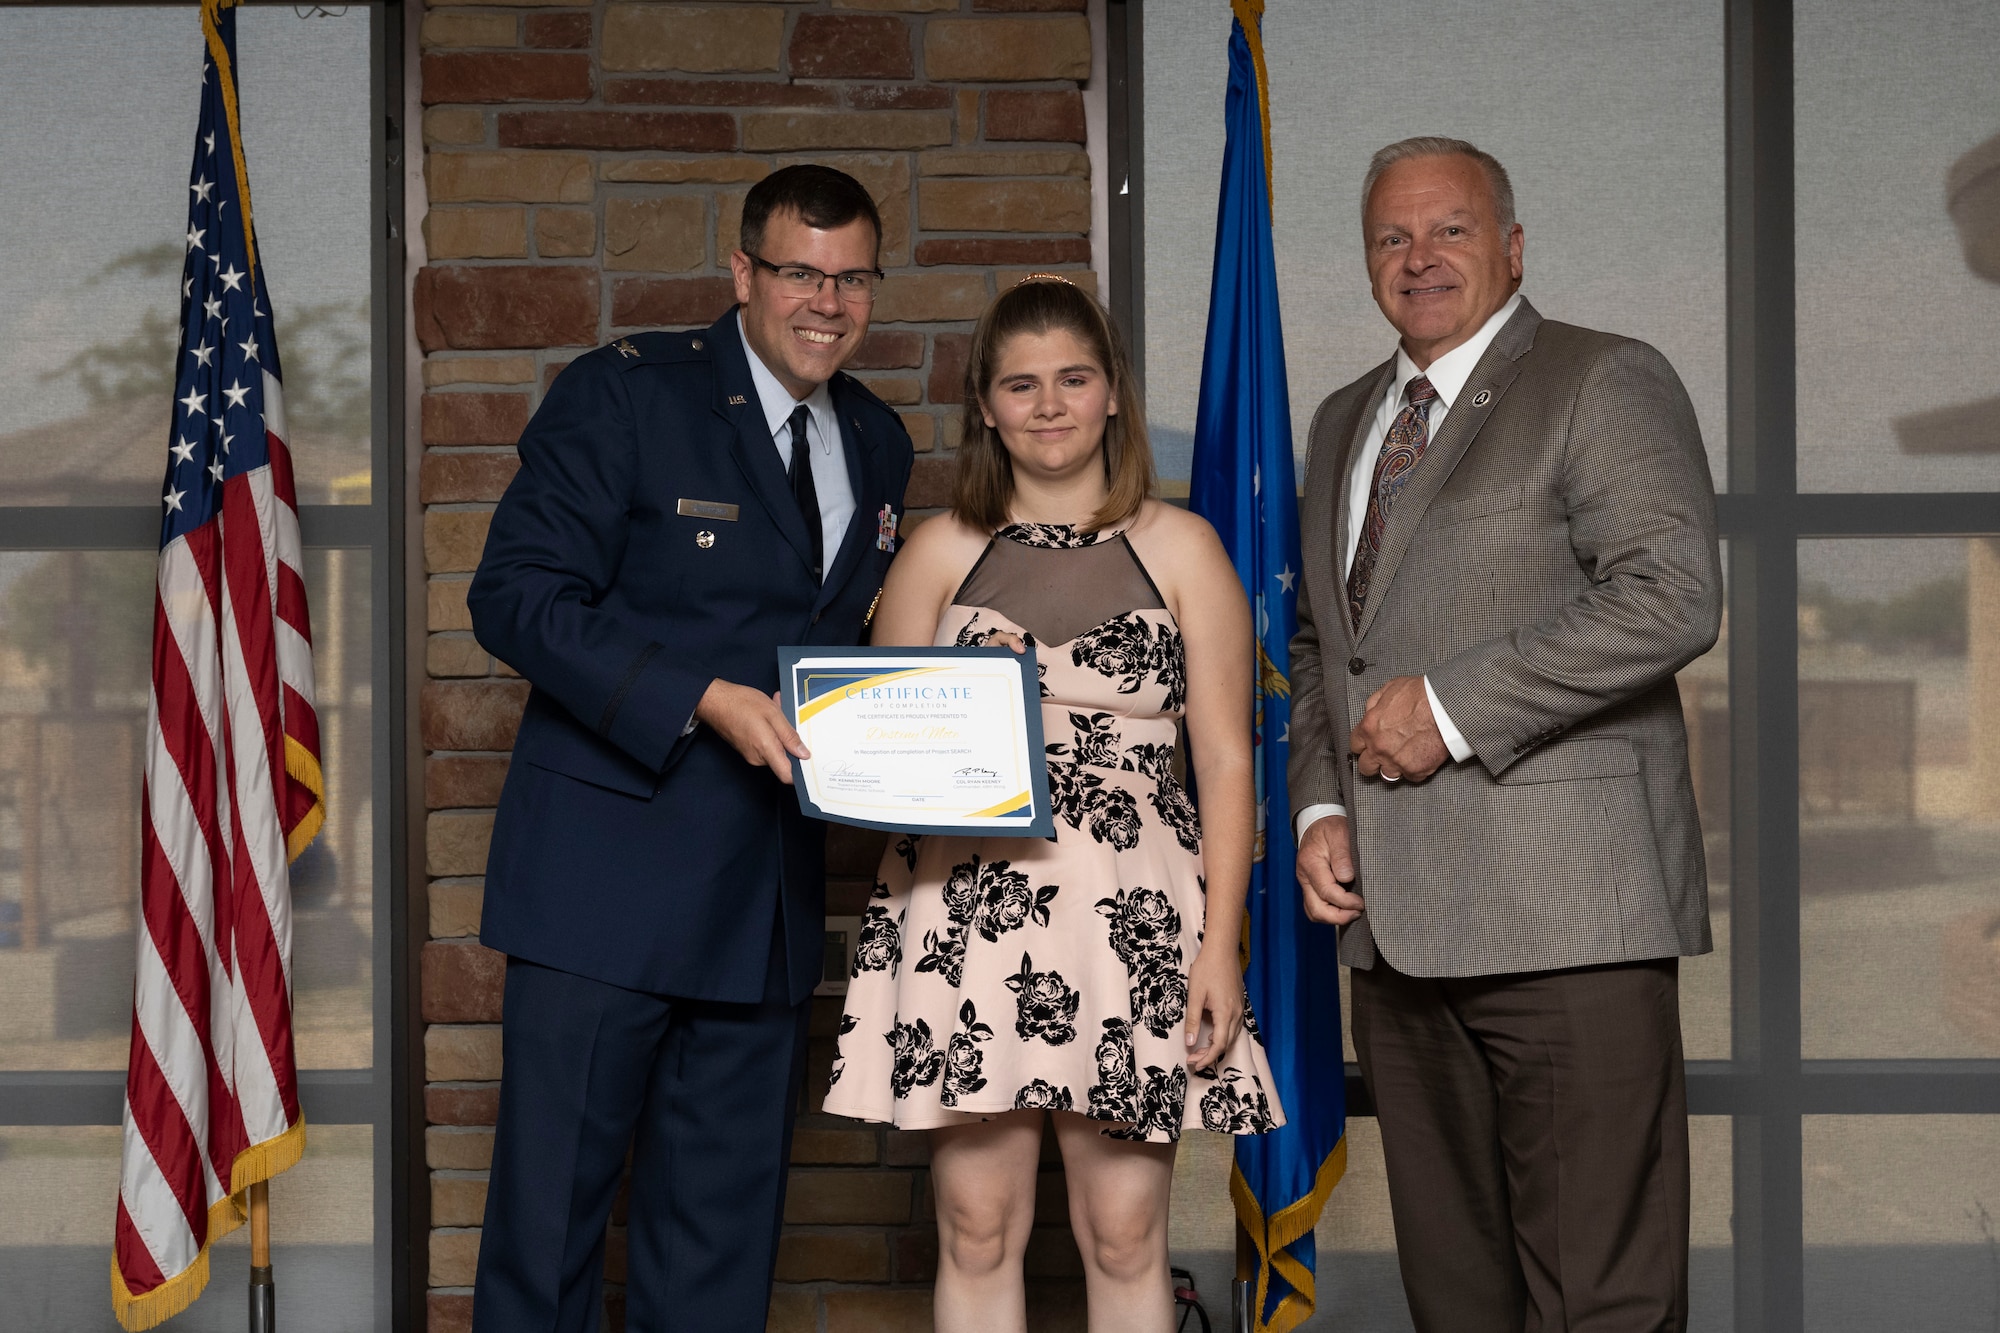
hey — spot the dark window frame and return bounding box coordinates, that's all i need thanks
[0,3,411,1326]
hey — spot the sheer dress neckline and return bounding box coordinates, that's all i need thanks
[950,522,1168,648]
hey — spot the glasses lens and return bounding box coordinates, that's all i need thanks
[836,272,880,303]
[777,266,822,291]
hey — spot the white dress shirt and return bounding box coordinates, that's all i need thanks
[1297,292,1522,840]
[738,322,857,579]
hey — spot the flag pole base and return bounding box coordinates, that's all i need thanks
[1232,1278,1253,1333]
[249,1265,275,1333]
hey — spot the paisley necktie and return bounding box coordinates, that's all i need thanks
[1346,374,1438,630]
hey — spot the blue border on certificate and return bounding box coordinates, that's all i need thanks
[777,645,1055,839]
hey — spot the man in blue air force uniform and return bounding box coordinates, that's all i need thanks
[468,165,914,1332]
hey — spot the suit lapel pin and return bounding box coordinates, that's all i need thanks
[696,531,715,549]
[614,338,639,359]
[1471,389,1492,407]
[727,394,747,406]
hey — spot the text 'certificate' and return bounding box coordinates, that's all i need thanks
[778,646,1054,839]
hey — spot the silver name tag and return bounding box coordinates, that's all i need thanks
[676,498,740,521]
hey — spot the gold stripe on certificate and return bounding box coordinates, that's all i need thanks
[967,791,1034,819]
[795,666,946,724]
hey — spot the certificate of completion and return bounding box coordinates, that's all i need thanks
[778,646,1054,839]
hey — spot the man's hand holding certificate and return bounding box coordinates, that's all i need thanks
[777,646,1054,838]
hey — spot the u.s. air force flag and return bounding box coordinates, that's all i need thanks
[1186,4,1346,1331]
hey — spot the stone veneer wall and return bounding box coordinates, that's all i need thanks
[413,2,1099,1329]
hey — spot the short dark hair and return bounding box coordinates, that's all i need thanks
[739,164,882,262]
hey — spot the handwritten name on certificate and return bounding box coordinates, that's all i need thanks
[778,646,1055,838]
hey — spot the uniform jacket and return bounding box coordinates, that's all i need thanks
[1287,299,1722,976]
[469,307,914,1004]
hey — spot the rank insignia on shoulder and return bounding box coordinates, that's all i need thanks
[614,338,640,359]
[728,394,747,406]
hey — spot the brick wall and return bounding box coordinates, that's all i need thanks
[413,3,1098,1329]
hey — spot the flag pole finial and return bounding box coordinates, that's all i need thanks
[1228,0,1277,203]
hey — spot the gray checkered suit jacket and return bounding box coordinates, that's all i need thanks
[1288,299,1721,975]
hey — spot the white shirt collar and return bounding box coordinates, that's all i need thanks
[738,315,836,450]
[1390,291,1524,410]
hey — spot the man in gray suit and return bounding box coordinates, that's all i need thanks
[1289,136,1721,1332]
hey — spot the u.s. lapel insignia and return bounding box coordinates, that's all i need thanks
[876,503,899,552]
[1471,389,1492,407]
[614,338,640,359]
[727,394,747,405]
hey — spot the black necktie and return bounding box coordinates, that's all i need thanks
[786,404,823,581]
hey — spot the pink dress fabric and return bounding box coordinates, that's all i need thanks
[822,523,1285,1143]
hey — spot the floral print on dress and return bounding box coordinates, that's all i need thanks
[1095,887,1183,974]
[1147,777,1202,855]
[1069,711,1124,769]
[940,999,994,1105]
[851,882,904,977]
[821,523,1284,1144]
[914,924,967,988]
[1122,741,1175,782]
[1196,1068,1275,1134]
[1108,1063,1189,1143]
[1129,965,1189,1039]
[887,1018,945,1099]
[1085,1017,1140,1122]
[1071,614,1161,696]
[958,856,1058,942]
[1151,622,1187,714]
[995,522,1104,549]
[1006,952,1080,1046]
[1044,745,1099,831]
[1013,1079,1075,1111]
[828,1012,858,1089]
[1085,786,1143,851]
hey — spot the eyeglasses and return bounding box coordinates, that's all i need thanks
[745,253,884,303]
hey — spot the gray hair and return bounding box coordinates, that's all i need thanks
[1361,136,1517,231]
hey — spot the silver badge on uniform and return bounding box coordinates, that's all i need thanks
[678,498,740,521]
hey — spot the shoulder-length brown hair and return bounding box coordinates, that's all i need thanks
[950,278,1155,534]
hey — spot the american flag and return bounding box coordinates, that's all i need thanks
[113,1,322,1326]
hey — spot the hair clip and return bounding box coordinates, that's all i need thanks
[1012,272,1079,288]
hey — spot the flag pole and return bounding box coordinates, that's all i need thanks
[1233,1220,1256,1333]
[248,1182,274,1333]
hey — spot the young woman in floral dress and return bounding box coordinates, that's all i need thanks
[822,276,1282,1332]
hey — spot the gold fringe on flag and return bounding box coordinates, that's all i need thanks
[1230,1139,1349,1333]
[112,1119,311,1331]
[284,735,327,862]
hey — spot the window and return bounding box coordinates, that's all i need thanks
[0,8,400,1329]
[1127,1,2000,1327]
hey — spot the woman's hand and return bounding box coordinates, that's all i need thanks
[1183,943,1245,1074]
